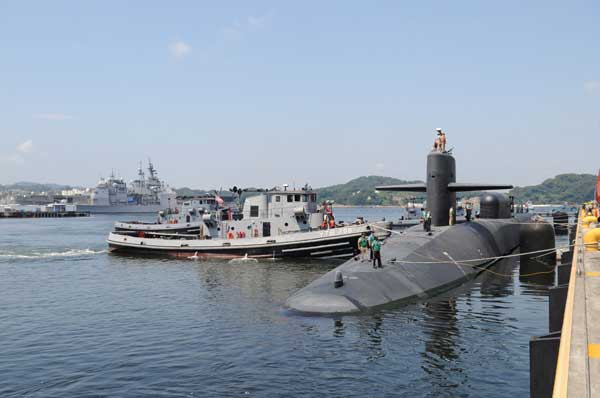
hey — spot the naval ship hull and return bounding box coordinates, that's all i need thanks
[77,204,163,214]
[107,224,386,260]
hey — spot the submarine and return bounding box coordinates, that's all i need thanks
[285,147,550,314]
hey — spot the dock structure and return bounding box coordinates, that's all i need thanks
[0,211,89,219]
[550,210,600,397]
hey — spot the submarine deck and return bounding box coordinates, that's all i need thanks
[286,218,520,314]
[553,211,600,397]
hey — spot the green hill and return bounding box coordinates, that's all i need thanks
[315,173,597,205]
[316,176,423,206]
[509,173,595,203]
[0,182,75,192]
[3,173,594,205]
[175,187,210,197]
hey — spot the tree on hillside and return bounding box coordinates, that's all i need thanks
[509,173,595,203]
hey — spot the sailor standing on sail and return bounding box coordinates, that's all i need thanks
[435,128,447,152]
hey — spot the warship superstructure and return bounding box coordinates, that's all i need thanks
[78,160,176,213]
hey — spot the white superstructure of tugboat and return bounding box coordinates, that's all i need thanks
[114,194,223,235]
[107,185,389,259]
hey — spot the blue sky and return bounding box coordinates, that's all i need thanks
[1,1,599,189]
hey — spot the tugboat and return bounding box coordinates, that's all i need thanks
[107,185,389,259]
[391,197,424,228]
[114,194,228,235]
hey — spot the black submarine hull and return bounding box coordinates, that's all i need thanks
[285,219,520,314]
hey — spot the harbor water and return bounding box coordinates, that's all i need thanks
[0,208,558,397]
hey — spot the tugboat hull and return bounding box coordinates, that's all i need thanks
[114,221,203,235]
[107,224,385,260]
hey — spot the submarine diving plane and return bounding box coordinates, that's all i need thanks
[285,148,526,314]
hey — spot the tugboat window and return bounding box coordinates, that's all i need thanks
[301,195,307,202]
[275,196,281,202]
[294,194,301,202]
[309,194,316,202]
[287,195,293,202]
[250,205,259,217]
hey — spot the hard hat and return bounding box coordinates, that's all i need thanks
[435,128,442,132]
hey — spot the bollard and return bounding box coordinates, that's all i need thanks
[334,270,344,288]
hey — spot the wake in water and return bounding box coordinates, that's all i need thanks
[0,248,106,260]
[228,253,258,264]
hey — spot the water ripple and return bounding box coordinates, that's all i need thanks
[0,212,553,397]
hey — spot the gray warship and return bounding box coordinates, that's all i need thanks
[78,160,176,214]
[285,144,548,314]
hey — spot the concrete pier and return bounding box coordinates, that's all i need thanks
[552,211,600,397]
[0,211,89,218]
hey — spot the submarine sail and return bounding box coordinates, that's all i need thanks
[376,151,512,226]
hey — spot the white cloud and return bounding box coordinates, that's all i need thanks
[170,41,191,58]
[17,139,33,154]
[33,113,73,121]
[222,13,272,41]
[0,140,33,164]
[247,15,267,30]
[584,80,600,94]
[0,154,23,164]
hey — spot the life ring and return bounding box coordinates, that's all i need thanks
[227,231,235,239]
[138,231,145,238]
